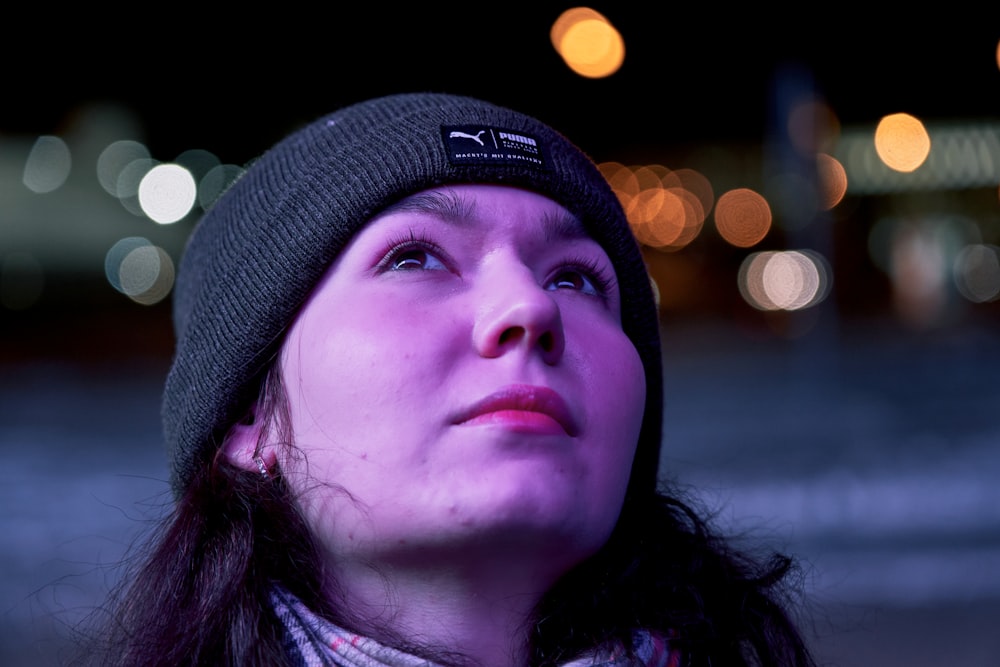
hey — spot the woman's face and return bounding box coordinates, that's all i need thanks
[275,184,646,578]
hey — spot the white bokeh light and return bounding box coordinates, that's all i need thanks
[138,163,198,224]
[738,249,832,311]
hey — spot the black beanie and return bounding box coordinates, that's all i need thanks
[163,92,663,497]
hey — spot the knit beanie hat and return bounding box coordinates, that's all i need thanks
[164,92,663,497]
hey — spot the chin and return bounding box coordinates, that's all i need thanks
[463,497,620,556]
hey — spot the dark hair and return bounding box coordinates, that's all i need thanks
[71,368,318,665]
[74,365,817,666]
[533,495,816,666]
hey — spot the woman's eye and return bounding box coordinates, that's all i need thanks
[388,247,447,271]
[546,269,602,296]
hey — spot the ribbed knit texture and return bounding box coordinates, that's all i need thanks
[163,92,663,496]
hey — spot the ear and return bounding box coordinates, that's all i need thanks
[220,404,277,473]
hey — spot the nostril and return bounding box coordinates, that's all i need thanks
[497,326,551,350]
[498,327,520,346]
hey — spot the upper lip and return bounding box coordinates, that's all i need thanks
[453,384,578,436]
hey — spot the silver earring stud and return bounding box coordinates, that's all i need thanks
[253,455,271,480]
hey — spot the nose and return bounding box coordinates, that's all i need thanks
[472,264,565,365]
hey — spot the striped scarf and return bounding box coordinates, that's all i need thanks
[271,586,678,667]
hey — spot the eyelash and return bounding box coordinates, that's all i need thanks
[375,231,449,273]
[551,255,616,298]
[374,232,616,298]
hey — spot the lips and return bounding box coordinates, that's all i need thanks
[453,384,579,436]
[453,385,579,436]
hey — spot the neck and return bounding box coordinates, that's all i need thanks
[325,545,572,667]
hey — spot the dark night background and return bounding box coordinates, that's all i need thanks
[5,6,1000,163]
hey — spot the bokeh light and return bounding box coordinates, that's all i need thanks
[138,163,197,224]
[97,140,151,197]
[816,153,848,210]
[600,162,713,251]
[875,113,931,173]
[867,213,991,325]
[116,156,159,216]
[104,237,175,305]
[953,244,1000,303]
[22,136,71,194]
[738,249,832,311]
[714,188,772,247]
[550,7,625,78]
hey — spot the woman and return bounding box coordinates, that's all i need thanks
[78,93,817,666]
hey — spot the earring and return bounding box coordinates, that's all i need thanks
[253,455,271,480]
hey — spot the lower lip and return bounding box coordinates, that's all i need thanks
[461,410,567,435]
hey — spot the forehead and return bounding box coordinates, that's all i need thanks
[374,184,593,243]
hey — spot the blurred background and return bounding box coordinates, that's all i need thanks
[2,5,999,665]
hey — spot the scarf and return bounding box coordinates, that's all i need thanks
[271,586,678,667]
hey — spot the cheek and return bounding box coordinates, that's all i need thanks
[585,339,647,492]
[286,304,413,392]
[584,333,647,434]
[575,338,645,541]
[277,318,381,450]
[278,304,455,452]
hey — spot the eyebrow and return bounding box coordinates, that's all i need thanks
[381,189,591,244]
